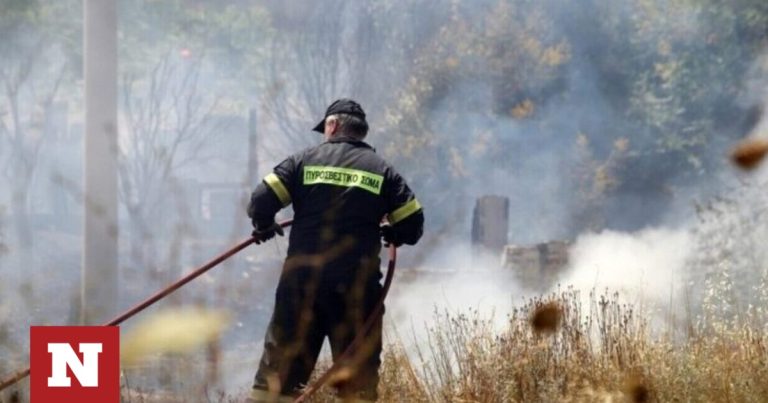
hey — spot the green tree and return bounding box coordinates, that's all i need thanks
[379,0,571,229]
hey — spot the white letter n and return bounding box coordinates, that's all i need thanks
[48,343,102,387]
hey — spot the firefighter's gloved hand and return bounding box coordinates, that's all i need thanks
[380,224,402,247]
[252,222,284,244]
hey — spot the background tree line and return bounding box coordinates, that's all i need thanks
[1,0,767,307]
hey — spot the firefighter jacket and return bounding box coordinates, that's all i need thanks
[248,135,424,268]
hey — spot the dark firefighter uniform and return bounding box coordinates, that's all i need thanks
[247,106,424,400]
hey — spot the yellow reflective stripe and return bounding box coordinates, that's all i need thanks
[388,198,422,224]
[264,173,291,206]
[303,165,384,195]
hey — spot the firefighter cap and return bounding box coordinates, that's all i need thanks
[312,98,367,133]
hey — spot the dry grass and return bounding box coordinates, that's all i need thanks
[113,287,767,402]
[3,286,764,403]
[5,286,761,402]
[305,287,768,402]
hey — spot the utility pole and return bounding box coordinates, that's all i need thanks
[82,0,118,324]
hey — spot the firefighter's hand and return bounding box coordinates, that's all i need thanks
[252,222,284,244]
[380,224,402,247]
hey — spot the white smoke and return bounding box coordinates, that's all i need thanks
[386,237,527,345]
[555,227,693,317]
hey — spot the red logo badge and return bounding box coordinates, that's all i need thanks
[30,326,119,403]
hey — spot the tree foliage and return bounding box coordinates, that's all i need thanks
[374,0,768,235]
[3,0,768,243]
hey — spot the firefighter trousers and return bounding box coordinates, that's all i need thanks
[253,255,383,401]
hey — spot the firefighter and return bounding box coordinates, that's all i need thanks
[246,99,424,402]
